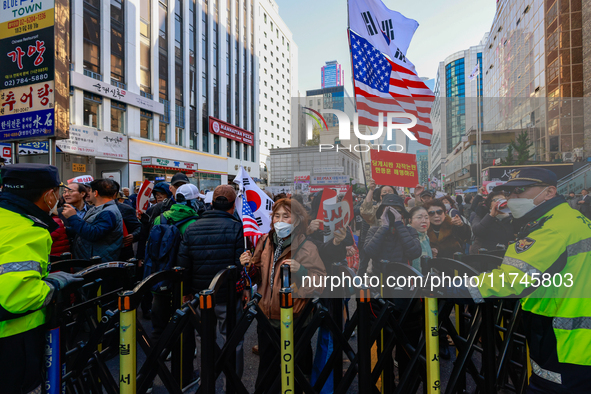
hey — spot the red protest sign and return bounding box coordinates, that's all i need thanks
[370,150,418,188]
[137,180,154,215]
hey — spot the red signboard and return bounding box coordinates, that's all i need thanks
[208,116,254,146]
[370,150,418,188]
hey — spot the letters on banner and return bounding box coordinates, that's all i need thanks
[370,150,418,188]
[321,187,354,243]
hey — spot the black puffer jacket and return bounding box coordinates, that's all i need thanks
[177,210,244,303]
[364,221,422,268]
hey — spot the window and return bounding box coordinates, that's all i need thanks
[159,122,168,142]
[83,92,101,128]
[271,133,274,137]
[271,144,274,148]
[236,141,240,159]
[111,101,126,133]
[140,110,153,139]
[271,121,274,126]
[264,117,267,122]
[264,13,266,23]
[265,130,267,135]
[270,21,273,30]
[264,105,267,110]
[83,0,101,74]
[111,0,125,83]
[264,141,268,147]
[243,144,248,161]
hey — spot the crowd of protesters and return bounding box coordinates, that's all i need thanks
[3,160,591,393]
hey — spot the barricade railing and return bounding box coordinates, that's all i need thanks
[46,261,137,394]
[44,248,534,394]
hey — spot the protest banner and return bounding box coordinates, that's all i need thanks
[67,175,93,184]
[136,180,154,215]
[370,150,418,188]
[321,187,354,242]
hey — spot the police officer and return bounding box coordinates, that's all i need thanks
[0,164,83,394]
[455,168,591,393]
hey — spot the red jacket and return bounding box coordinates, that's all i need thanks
[50,216,70,256]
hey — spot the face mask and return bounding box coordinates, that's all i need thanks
[274,221,293,238]
[507,187,548,219]
[444,203,451,211]
[44,190,59,216]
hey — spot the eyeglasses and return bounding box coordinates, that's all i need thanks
[62,189,77,195]
[428,209,444,216]
[504,184,549,196]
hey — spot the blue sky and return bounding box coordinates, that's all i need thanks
[275,0,498,94]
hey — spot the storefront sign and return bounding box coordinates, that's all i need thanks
[57,125,128,160]
[313,166,345,174]
[0,0,69,143]
[70,71,165,115]
[311,175,349,185]
[141,156,198,171]
[208,116,254,146]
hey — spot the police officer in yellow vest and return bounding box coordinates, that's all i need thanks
[0,164,83,394]
[457,168,591,393]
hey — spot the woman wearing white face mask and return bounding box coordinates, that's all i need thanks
[469,191,516,254]
[239,198,326,393]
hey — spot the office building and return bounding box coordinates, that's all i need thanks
[257,0,298,175]
[321,60,344,89]
[430,35,487,191]
[483,0,591,162]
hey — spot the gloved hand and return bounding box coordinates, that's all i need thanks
[44,271,84,291]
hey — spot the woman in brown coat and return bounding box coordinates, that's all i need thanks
[424,199,472,259]
[240,198,326,392]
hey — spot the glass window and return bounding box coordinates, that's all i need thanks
[236,141,240,159]
[111,0,125,82]
[175,127,184,146]
[243,144,248,161]
[83,0,101,74]
[227,139,232,157]
[111,101,126,133]
[159,122,168,142]
[140,110,153,139]
[83,92,101,128]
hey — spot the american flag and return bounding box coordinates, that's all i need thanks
[349,29,434,147]
[241,195,264,246]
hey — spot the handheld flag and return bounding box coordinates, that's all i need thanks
[241,194,264,246]
[234,166,274,235]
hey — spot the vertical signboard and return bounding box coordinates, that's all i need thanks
[0,0,69,142]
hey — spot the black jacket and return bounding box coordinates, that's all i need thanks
[308,228,354,273]
[364,221,422,268]
[116,201,142,261]
[469,213,515,254]
[177,210,244,303]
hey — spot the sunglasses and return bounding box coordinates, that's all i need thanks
[503,184,549,196]
[428,209,444,216]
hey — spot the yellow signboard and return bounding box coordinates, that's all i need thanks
[72,163,86,172]
[0,9,55,39]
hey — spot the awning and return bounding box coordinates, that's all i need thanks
[143,164,197,173]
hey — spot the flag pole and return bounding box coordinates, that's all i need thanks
[346,9,368,192]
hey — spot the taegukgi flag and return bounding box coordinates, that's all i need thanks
[234,166,274,235]
[348,0,419,58]
[469,62,480,80]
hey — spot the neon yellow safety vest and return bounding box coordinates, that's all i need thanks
[0,207,53,338]
[467,201,591,366]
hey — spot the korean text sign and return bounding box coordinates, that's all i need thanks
[370,150,418,188]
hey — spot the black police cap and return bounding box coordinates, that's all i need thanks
[493,167,558,192]
[1,163,62,191]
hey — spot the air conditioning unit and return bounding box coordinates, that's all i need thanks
[562,152,574,162]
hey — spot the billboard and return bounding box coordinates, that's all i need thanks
[0,0,69,143]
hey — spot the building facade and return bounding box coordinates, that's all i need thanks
[321,60,344,89]
[63,0,280,188]
[257,0,298,173]
[483,0,590,162]
[416,149,429,186]
[430,35,487,191]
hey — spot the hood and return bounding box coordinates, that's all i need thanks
[163,203,198,222]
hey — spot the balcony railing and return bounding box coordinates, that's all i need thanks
[140,90,153,100]
[83,69,103,81]
[175,105,185,128]
[159,98,170,124]
[111,79,127,90]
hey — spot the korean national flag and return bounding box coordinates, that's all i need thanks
[349,0,419,58]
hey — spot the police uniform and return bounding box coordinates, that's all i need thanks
[0,164,72,394]
[465,168,591,393]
